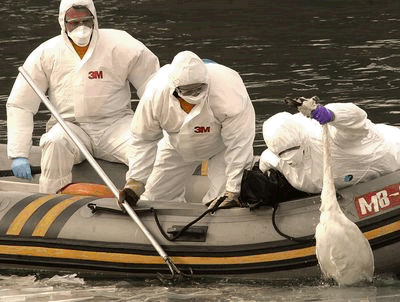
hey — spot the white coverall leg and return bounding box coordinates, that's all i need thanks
[143,137,228,204]
[39,122,92,194]
[202,150,227,204]
[39,115,134,194]
[142,138,199,202]
[91,115,134,165]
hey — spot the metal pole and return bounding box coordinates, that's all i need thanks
[18,66,176,269]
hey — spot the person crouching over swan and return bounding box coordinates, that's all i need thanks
[260,97,400,194]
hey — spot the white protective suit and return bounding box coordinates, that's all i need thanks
[127,51,255,203]
[7,0,160,193]
[260,103,400,193]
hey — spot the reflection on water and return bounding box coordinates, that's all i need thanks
[1,0,400,153]
[0,273,400,301]
[1,0,400,299]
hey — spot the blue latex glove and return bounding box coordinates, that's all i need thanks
[312,105,334,124]
[11,157,32,179]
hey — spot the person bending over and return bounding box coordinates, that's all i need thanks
[260,96,400,193]
[121,51,255,209]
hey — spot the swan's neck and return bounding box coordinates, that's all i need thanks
[320,125,340,213]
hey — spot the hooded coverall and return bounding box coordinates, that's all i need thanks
[261,103,400,193]
[6,0,160,193]
[127,51,255,203]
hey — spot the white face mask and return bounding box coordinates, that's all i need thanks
[68,25,92,47]
[178,89,207,105]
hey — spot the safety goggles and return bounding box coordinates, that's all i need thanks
[278,146,304,167]
[278,146,300,157]
[65,16,94,32]
[278,146,301,161]
[176,83,207,96]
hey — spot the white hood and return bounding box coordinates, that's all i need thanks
[168,51,209,88]
[263,112,306,155]
[58,0,98,44]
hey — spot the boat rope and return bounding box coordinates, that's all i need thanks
[271,204,315,244]
[88,202,213,242]
[152,207,214,241]
[87,203,154,215]
[153,202,315,243]
[87,202,315,244]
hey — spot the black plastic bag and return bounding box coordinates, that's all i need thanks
[239,163,309,210]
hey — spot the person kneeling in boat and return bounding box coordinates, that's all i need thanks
[259,96,400,194]
[6,0,159,193]
[120,51,256,209]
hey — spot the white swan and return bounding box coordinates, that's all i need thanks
[315,124,374,286]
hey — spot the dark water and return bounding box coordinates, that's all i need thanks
[1,0,400,300]
[2,0,400,154]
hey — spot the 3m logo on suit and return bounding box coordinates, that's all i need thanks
[88,71,103,79]
[194,126,210,133]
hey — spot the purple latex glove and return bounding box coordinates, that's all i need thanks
[311,105,334,124]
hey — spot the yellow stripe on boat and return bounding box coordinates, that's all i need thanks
[32,195,87,237]
[364,220,400,240]
[0,245,165,264]
[0,244,315,265]
[0,220,398,265]
[6,195,56,236]
[172,246,316,265]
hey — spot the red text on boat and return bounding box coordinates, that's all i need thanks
[355,184,400,218]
